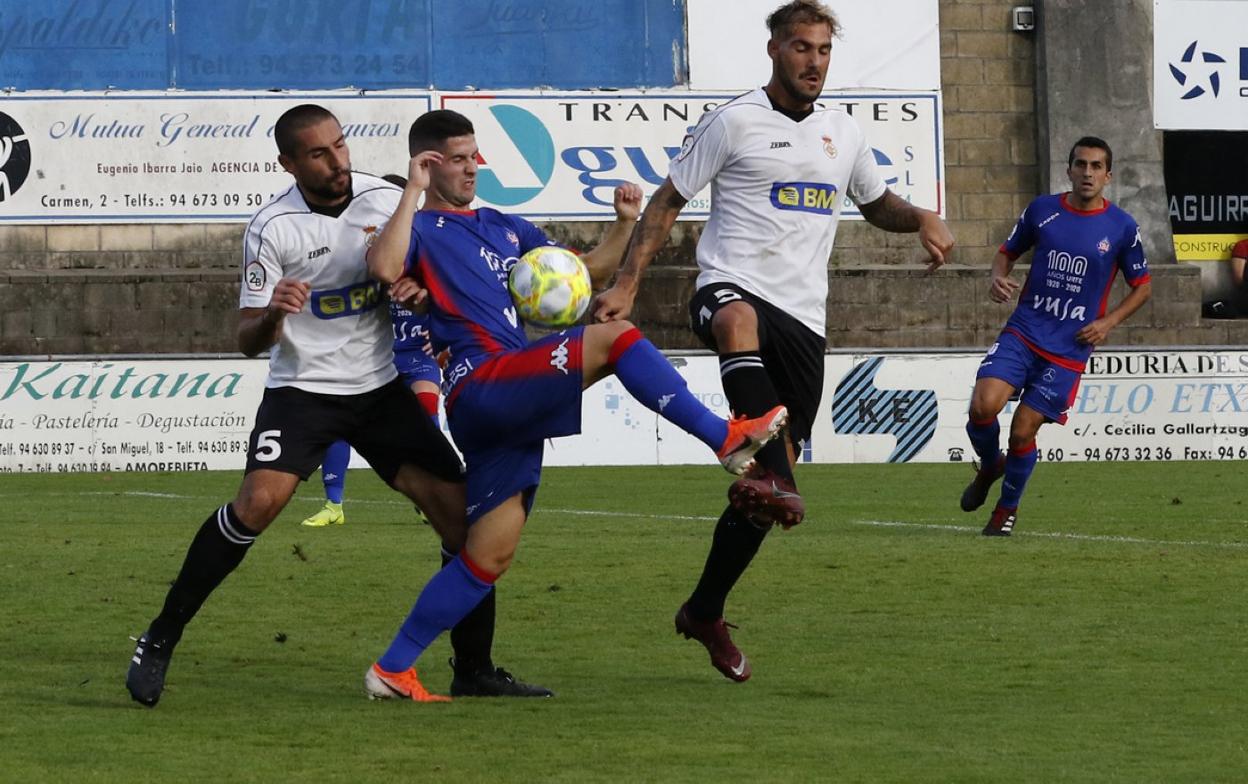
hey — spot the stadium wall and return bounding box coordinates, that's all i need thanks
[0,1,1208,356]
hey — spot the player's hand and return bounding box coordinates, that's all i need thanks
[918,213,955,272]
[406,150,444,193]
[613,183,643,222]
[1076,318,1113,346]
[389,277,429,312]
[593,283,636,322]
[266,278,311,321]
[989,273,1020,303]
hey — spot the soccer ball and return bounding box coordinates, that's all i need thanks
[508,246,593,327]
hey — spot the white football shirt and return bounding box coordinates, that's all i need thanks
[240,172,401,394]
[668,88,887,336]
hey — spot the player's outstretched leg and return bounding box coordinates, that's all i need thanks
[587,323,786,475]
[303,440,350,527]
[127,503,262,707]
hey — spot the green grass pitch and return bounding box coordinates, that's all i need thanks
[2,462,1246,782]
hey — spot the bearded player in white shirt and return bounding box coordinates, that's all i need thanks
[126,105,549,707]
[596,0,955,683]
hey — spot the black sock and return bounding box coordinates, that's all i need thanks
[443,547,495,672]
[148,504,259,644]
[719,351,794,482]
[687,505,770,620]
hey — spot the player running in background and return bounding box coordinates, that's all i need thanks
[302,175,443,529]
[359,109,789,701]
[125,105,545,707]
[961,136,1151,536]
[593,0,954,682]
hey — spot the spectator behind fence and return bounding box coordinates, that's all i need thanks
[1202,237,1248,319]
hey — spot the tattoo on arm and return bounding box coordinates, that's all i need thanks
[859,190,921,233]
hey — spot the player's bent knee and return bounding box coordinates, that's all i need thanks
[710,302,760,349]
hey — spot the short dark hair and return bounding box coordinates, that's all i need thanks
[1068,136,1113,172]
[766,0,839,39]
[408,110,475,155]
[274,104,338,157]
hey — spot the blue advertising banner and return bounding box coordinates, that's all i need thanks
[2,0,687,91]
[0,0,170,90]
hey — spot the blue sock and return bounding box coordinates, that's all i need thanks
[966,417,1003,468]
[998,442,1038,509]
[611,328,727,450]
[377,555,494,673]
[321,440,350,504]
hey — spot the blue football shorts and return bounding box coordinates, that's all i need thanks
[976,330,1083,425]
[394,349,441,387]
[446,328,586,523]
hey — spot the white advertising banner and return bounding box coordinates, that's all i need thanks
[441,90,945,220]
[1153,0,1248,130]
[686,0,941,90]
[0,90,942,223]
[0,358,266,473]
[4,349,1247,474]
[0,92,431,223]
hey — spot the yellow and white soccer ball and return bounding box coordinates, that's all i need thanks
[507,246,593,327]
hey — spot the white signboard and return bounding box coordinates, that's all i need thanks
[687,0,941,90]
[0,92,431,223]
[1153,0,1248,130]
[442,90,945,220]
[0,358,265,473]
[4,349,1248,474]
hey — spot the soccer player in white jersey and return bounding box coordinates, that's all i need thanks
[126,105,549,707]
[595,0,955,682]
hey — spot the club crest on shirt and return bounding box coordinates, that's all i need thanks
[822,135,837,159]
[1097,237,1111,255]
[506,229,519,248]
[363,225,379,246]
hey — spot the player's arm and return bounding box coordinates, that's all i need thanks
[858,189,954,272]
[580,183,643,289]
[237,278,311,357]
[593,178,688,321]
[1076,279,1151,346]
[989,249,1021,303]
[367,151,442,285]
[388,276,429,314]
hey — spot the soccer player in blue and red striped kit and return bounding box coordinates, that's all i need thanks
[359,110,790,701]
[962,136,1152,536]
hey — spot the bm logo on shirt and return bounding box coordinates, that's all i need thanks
[770,181,839,215]
[311,281,383,320]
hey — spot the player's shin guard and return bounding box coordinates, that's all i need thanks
[998,441,1038,509]
[720,352,794,481]
[321,440,350,503]
[148,504,259,643]
[609,327,727,450]
[687,505,769,620]
[966,416,1003,468]
[442,547,496,673]
[377,553,495,674]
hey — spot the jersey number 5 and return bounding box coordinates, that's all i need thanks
[254,429,282,462]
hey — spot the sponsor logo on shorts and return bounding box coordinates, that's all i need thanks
[550,338,571,375]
